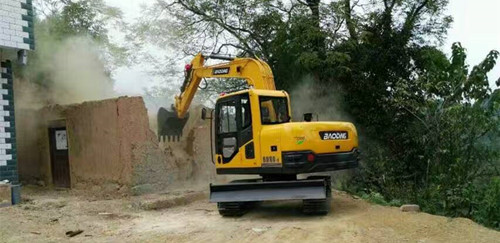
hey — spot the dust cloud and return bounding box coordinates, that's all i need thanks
[45,37,116,104]
[289,76,358,187]
[290,75,353,122]
[16,36,116,109]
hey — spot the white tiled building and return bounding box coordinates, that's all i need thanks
[0,0,34,184]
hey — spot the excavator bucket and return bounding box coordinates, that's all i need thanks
[157,107,189,142]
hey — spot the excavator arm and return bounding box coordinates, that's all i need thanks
[175,53,276,118]
[158,53,276,141]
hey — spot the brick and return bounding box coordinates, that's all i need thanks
[10,35,21,42]
[2,165,16,171]
[2,105,13,111]
[0,154,12,160]
[16,42,28,49]
[21,15,30,21]
[0,144,11,150]
[3,41,15,48]
[22,36,32,44]
[16,19,27,26]
[17,30,27,37]
[7,159,17,166]
[2,28,14,35]
[0,170,15,177]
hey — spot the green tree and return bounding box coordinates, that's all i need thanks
[353,44,500,228]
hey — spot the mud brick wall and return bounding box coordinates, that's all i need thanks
[0,61,17,183]
[16,97,158,187]
[15,97,220,193]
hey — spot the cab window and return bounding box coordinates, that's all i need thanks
[259,96,290,125]
[218,101,237,133]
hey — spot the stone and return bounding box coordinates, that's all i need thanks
[0,184,11,207]
[36,180,46,187]
[131,184,154,196]
[400,204,420,212]
[252,227,271,233]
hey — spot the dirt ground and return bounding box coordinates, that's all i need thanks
[0,186,498,243]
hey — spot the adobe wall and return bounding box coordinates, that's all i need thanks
[16,96,218,194]
[16,97,151,187]
[63,97,149,186]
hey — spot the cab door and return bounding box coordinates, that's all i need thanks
[215,96,239,164]
[214,93,254,166]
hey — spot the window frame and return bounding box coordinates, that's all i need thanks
[240,95,252,129]
[258,96,290,125]
[217,100,238,134]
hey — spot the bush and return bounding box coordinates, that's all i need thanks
[473,177,500,229]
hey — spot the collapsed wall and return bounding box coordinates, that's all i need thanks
[16,96,217,194]
[133,105,219,194]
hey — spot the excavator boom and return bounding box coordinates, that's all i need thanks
[175,53,276,118]
[157,53,275,141]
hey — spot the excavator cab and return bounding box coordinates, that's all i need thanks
[213,90,289,166]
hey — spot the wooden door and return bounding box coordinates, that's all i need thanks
[49,127,70,188]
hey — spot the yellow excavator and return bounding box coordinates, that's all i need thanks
[157,53,359,215]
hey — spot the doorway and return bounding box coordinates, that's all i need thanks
[49,127,70,188]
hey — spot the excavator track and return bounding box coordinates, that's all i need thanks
[217,202,256,216]
[212,177,332,216]
[302,197,331,215]
[302,176,332,215]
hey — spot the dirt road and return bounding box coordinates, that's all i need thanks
[0,186,498,242]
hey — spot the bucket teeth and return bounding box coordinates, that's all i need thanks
[157,107,189,142]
